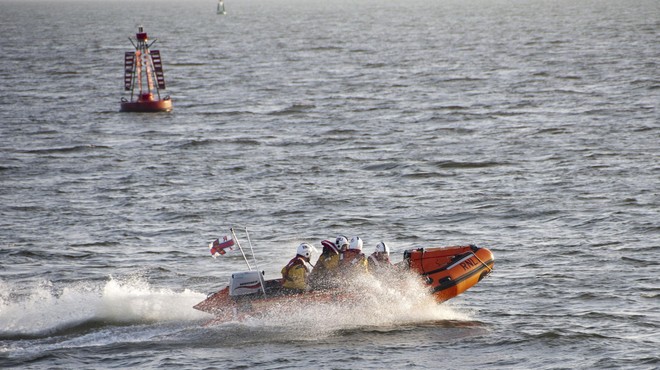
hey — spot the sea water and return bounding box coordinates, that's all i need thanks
[0,0,658,368]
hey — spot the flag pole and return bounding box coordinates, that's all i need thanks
[230,227,252,271]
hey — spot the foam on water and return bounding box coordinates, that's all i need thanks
[0,276,209,338]
[0,270,470,342]
[211,270,473,340]
[0,272,475,361]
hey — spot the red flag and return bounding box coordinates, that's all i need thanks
[209,235,235,258]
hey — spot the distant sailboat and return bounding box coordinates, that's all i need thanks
[217,0,227,15]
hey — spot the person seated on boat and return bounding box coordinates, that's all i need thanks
[339,236,368,276]
[309,239,341,290]
[281,242,315,293]
[335,234,350,262]
[367,241,393,273]
[336,235,349,253]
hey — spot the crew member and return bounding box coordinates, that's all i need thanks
[309,239,340,290]
[339,236,368,275]
[368,241,393,273]
[336,235,349,253]
[281,243,314,292]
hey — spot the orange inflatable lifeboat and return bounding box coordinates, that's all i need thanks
[403,245,494,302]
[120,26,172,112]
[193,243,494,323]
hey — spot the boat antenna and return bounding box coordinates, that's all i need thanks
[244,227,261,271]
[230,227,252,271]
[244,227,267,296]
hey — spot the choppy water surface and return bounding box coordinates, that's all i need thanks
[1,0,658,368]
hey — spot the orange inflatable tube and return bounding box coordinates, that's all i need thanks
[404,245,495,302]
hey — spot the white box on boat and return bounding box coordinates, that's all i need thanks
[229,271,265,296]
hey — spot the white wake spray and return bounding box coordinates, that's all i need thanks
[236,269,473,335]
[0,276,209,337]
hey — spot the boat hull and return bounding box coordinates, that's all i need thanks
[194,283,359,323]
[120,97,172,112]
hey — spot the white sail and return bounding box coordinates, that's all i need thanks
[217,0,226,15]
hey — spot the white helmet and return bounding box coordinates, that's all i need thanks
[375,241,390,255]
[297,243,314,259]
[349,236,363,251]
[336,235,349,251]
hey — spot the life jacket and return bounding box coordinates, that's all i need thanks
[368,253,392,272]
[309,252,341,290]
[339,249,368,273]
[281,255,312,291]
[316,252,339,271]
[308,240,340,290]
[316,240,340,270]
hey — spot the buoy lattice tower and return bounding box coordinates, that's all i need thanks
[120,26,172,112]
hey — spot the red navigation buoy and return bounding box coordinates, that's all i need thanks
[120,26,173,112]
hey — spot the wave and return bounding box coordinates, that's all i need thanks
[175,138,221,149]
[170,138,262,149]
[18,145,111,155]
[267,103,316,116]
[168,62,207,67]
[362,162,400,171]
[302,45,343,52]
[621,256,659,267]
[432,160,505,169]
[441,76,487,83]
